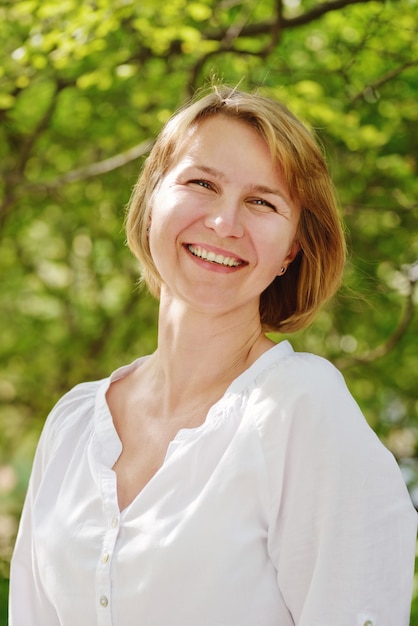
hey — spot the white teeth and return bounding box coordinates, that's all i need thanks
[188,245,242,267]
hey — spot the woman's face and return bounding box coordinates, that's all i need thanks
[149,115,300,318]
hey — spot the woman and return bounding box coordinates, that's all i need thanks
[9,87,417,625]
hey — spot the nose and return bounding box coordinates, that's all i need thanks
[204,198,244,239]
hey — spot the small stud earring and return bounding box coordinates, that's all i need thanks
[280,266,286,274]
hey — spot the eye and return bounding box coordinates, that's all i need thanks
[250,197,277,212]
[189,179,213,190]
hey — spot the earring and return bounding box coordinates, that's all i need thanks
[280,266,286,274]
[146,226,150,233]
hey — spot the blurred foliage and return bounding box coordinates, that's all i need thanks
[1,0,417,620]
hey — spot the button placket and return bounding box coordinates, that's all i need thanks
[96,510,120,623]
[111,516,119,529]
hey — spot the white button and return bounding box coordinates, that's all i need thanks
[99,595,108,607]
[364,621,373,626]
[111,517,119,528]
[101,552,109,564]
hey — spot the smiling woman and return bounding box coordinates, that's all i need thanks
[145,114,301,317]
[126,86,346,332]
[9,86,417,626]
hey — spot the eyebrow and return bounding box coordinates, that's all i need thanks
[192,164,227,181]
[191,164,292,208]
[248,184,292,208]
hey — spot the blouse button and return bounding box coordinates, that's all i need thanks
[101,552,109,564]
[111,516,119,528]
[99,595,109,608]
[364,621,373,626]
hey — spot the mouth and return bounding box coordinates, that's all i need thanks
[186,244,245,268]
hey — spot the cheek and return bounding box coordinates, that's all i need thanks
[256,229,293,270]
[148,200,185,263]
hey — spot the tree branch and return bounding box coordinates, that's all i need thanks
[351,60,418,102]
[221,1,254,48]
[335,270,417,370]
[16,81,66,176]
[24,138,154,191]
[204,0,383,41]
[0,81,66,232]
[187,0,286,90]
[282,0,384,28]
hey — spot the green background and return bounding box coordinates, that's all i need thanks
[1,0,417,622]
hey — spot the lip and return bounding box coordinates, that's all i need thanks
[183,242,248,271]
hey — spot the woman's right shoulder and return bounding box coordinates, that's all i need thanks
[40,378,108,453]
[53,378,104,411]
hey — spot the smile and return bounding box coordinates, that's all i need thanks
[187,245,244,267]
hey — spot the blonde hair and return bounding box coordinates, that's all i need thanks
[126,86,346,333]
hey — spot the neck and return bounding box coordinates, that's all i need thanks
[146,293,274,414]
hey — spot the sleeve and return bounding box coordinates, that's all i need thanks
[8,458,61,625]
[8,383,98,626]
[255,354,417,626]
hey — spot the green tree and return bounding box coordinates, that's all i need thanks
[1,0,417,621]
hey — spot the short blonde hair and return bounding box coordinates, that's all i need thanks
[126,86,346,333]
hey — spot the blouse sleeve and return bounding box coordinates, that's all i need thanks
[8,382,98,626]
[254,353,417,626]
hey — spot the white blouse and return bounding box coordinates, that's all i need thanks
[9,341,417,626]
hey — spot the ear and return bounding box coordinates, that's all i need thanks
[286,240,301,264]
[278,240,300,276]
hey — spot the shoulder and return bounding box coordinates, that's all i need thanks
[272,348,345,392]
[248,345,412,512]
[40,378,106,459]
[49,378,104,424]
[39,356,147,457]
[247,346,381,464]
[250,347,354,424]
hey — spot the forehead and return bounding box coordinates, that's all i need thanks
[170,115,274,170]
